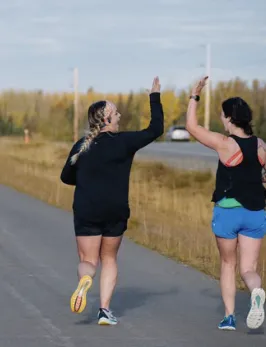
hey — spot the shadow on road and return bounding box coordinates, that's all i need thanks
[74,286,180,325]
[74,282,265,335]
[217,290,264,335]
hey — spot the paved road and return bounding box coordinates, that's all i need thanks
[136,142,218,172]
[0,184,265,347]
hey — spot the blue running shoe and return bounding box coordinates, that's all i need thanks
[218,315,236,331]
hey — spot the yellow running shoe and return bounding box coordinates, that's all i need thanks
[70,275,93,314]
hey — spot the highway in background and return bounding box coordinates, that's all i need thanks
[136,141,218,172]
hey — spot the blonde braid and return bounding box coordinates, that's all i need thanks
[70,102,106,165]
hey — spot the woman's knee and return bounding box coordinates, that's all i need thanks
[239,263,257,279]
[100,247,119,265]
[100,252,117,265]
[220,257,237,269]
[100,236,122,263]
[79,254,99,267]
[216,237,237,268]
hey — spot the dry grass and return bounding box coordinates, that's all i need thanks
[0,136,266,289]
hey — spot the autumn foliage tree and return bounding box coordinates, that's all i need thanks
[0,78,266,141]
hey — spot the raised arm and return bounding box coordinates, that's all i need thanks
[60,140,81,185]
[123,77,164,154]
[186,76,226,151]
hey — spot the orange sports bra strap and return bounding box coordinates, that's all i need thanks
[225,150,242,166]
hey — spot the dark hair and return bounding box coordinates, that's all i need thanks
[222,97,253,135]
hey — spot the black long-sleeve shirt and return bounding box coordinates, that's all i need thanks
[60,92,164,223]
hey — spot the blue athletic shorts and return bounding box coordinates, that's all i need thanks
[212,206,266,239]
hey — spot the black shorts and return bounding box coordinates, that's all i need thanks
[74,217,128,237]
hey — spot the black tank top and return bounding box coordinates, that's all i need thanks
[212,135,265,211]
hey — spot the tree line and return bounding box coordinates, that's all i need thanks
[0,78,266,141]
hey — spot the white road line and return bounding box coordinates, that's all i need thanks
[5,282,75,347]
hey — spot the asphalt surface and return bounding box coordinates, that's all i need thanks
[136,142,218,172]
[1,184,265,347]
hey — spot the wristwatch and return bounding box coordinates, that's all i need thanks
[190,95,200,102]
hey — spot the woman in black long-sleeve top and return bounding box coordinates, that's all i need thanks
[60,77,164,325]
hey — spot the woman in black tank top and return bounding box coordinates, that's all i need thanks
[185,77,266,331]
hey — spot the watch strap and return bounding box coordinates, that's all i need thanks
[190,95,200,102]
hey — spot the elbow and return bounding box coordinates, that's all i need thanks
[159,118,165,136]
[61,179,76,186]
[154,124,164,138]
[60,171,76,186]
[147,121,164,139]
[158,123,164,137]
[60,175,68,185]
[185,114,198,134]
[185,122,196,135]
[185,124,191,133]
[60,175,69,185]
[60,170,67,183]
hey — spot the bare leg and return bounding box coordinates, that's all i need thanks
[70,235,102,313]
[238,235,262,291]
[76,236,102,279]
[216,237,238,316]
[99,236,123,309]
[239,234,265,329]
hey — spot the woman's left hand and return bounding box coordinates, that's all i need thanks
[192,76,209,95]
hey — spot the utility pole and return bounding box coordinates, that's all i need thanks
[204,43,211,130]
[73,67,79,143]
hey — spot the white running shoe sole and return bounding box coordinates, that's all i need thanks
[246,288,265,329]
[98,317,118,326]
[218,326,236,331]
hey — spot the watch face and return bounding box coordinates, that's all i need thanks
[190,95,200,101]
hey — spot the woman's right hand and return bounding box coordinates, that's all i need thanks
[192,76,208,96]
[147,76,161,94]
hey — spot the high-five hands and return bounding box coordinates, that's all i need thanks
[192,76,209,95]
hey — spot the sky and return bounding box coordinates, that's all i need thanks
[0,0,266,94]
